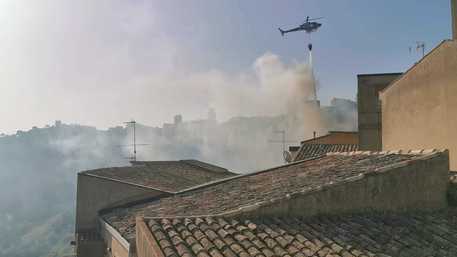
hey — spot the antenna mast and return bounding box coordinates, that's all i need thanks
[268,130,296,163]
[276,130,286,153]
[416,41,425,58]
[124,120,136,161]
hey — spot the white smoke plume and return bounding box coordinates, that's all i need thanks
[0,2,350,257]
[122,52,327,171]
[0,0,326,137]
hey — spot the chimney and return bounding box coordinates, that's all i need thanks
[453,0,457,39]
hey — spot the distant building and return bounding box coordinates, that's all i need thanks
[173,114,183,125]
[321,97,358,132]
[74,160,235,257]
[290,131,359,161]
[357,73,402,151]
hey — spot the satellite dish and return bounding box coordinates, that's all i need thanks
[283,151,292,163]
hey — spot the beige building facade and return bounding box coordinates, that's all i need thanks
[380,40,457,170]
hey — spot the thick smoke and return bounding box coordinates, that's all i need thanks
[122,52,326,171]
[0,1,357,257]
[0,51,335,256]
[0,0,324,135]
[212,52,325,136]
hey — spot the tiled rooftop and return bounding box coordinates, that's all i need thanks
[144,208,457,257]
[81,160,235,192]
[104,150,443,241]
[293,144,359,161]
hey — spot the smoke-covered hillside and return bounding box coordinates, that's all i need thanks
[0,97,356,257]
[0,123,128,257]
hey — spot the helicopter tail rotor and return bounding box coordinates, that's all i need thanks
[278,28,285,36]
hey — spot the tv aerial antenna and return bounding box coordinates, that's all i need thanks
[416,41,426,58]
[268,130,296,163]
[121,120,154,162]
[124,120,137,161]
[409,41,426,58]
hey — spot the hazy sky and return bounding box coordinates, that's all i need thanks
[0,0,453,133]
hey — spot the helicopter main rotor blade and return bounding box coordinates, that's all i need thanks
[308,17,324,21]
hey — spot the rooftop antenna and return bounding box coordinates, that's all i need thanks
[114,120,155,162]
[124,120,137,161]
[416,41,425,58]
[268,130,296,163]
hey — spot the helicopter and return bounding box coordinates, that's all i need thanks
[278,16,323,36]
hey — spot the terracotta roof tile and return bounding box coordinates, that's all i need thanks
[293,144,359,162]
[145,210,457,257]
[81,160,235,192]
[104,151,444,241]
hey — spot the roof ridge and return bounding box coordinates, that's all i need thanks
[180,159,232,174]
[357,72,403,78]
[326,149,447,156]
[379,40,451,95]
[130,160,182,165]
[79,159,235,194]
[79,172,174,193]
[79,165,133,174]
[173,155,327,194]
